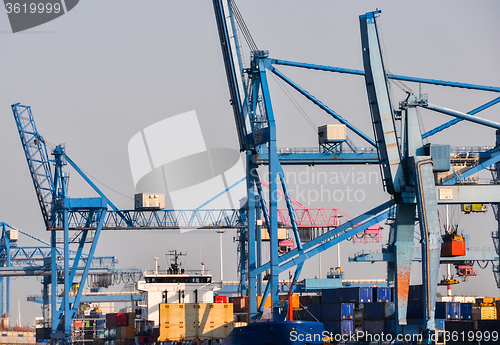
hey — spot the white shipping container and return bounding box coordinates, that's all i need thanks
[134,193,165,210]
[318,124,347,143]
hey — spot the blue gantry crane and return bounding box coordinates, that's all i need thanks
[0,222,139,330]
[213,2,500,342]
[10,103,244,342]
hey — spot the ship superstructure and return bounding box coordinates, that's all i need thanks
[136,251,215,327]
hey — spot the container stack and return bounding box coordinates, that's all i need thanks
[473,297,497,320]
[72,314,106,344]
[157,303,233,342]
[229,296,248,322]
[98,312,136,345]
[301,287,373,338]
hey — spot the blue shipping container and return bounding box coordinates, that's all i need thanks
[460,303,473,320]
[323,320,354,336]
[436,302,460,320]
[340,287,372,303]
[373,287,391,302]
[363,320,385,335]
[409,285,423,301]
[303,304,322,321]
[407,302,424,319]
[322,303,354,321]
[322,289,341,304]
[362,302,395,320]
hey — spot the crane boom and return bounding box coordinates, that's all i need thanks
[359,11,404,195]
[212,0,251,151]
[11,103,55,228]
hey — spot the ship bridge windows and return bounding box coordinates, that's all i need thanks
[145,276,212,284]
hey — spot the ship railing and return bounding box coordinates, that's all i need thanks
[142,269,211,276]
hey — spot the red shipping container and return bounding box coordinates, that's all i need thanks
[215,295,227,303]
[441,239,466,257]
[116,313,128,326]
[106,313,118,328]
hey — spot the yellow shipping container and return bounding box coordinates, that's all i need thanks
[257,296,272,309]
[472,306,497,320]
[278,295,300,309]
[159,303,233,342]
[159,304,186,342]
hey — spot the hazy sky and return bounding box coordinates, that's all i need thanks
[0,0,499,324]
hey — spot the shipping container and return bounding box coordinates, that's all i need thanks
[299,295,312,306]
[229,296,248,313]
[362,302,395,320]
[473,306,497,320]
[323,320,353,336]
[106,314,117,329]
[116,313,128,327]
[408,285,423,301]
[321,289,340,304]
[322,303,354,321]
[278,294,300,309]
[476,297,495,305]
[311,295,321,305]
[441,236,466,257]
[372,287,391,303]
[436,302,460,319]
[407,302,423,319]
[340,287,372,303]
[158,303,233,342]
[303,304,322,321]
[476,320,500,344]
[446,320,476,333]
[363,320,385,335]
[460,303,473,320]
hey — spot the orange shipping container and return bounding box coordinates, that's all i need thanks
[441,239,466,257]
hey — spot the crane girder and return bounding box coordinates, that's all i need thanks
[359,11,405,195]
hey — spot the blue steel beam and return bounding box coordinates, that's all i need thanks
[350,248,499,262]
[11,104,55,228]
[49,208,245,231]
[422,103,500,131]
[212,0,251,151]
[257,151,379,165]
[29,294,142,304]
[422,96,500,139]
[279,209,392,273]
[257,55,281,320]
[360,11,404,195]
[277,169,302,251]
[69,208,107,323]
[268,65,377,147]
[436,185,500,203]
[251,199,395,277]
[443,153,500,185]
[272,60,500,93]
[393,204,416,326]
[246,153,258,317]
[414,157,441,333]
